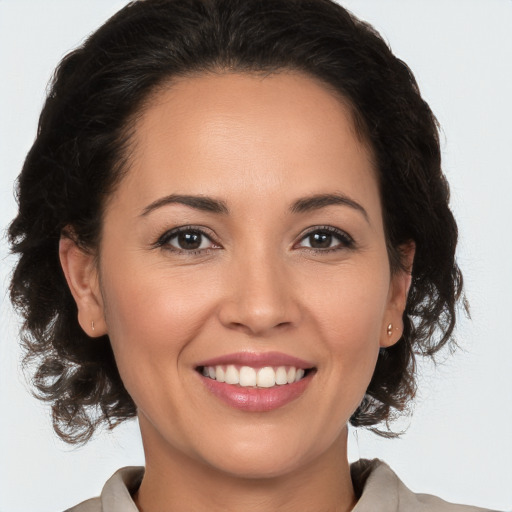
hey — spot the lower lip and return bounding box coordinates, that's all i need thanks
[199,372,314,412]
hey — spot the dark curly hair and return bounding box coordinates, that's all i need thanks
[9,0,464,444]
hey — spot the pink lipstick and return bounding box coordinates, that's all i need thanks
[196,351,316,412]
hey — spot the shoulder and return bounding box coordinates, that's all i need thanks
[64,466,144,512]
[351,459,500,512]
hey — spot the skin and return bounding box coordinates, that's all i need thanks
[60,71,413,512]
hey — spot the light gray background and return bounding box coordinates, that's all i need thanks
[1,1,511,511]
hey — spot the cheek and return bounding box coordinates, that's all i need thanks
[306,260,390,343]
[99,267,222,434]
[305,261,389,403]
[99,261,218,381]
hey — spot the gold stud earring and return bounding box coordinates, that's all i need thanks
[91,320,95,332]
[387,323,393,336]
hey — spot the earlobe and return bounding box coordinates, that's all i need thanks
[59,234,107,337]
[380,241,415,348]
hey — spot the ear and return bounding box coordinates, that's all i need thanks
[59,234,107,337]
[380,241,415,348]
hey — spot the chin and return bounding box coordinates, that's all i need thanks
[211,451,305,480]
[195,429,326,480]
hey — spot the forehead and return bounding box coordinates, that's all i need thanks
[111,71,380,221]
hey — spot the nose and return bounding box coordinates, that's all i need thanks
[218,250,301,337]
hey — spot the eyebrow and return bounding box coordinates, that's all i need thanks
[140,192,369,222]
[141,194,230,216]
[289,193,369,222]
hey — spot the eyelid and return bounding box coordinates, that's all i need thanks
[154,225,221,252]
[295,225,355,251]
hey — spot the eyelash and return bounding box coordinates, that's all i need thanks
[154,226,218,256]
[154,225,355,256]
[298,225,355,253]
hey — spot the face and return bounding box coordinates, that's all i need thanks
[62,72,411,478]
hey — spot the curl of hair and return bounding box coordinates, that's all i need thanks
[9,0,464,444]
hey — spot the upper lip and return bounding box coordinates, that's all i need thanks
[196,351,314,369]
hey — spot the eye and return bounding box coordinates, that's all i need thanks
[156,227,219,254]
[297,226,354,252]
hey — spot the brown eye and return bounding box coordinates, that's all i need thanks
[157,227,217,253]
[308,232,334,249]
[176,231,203,250]
[298,227,354,252]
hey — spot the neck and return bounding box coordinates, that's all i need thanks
[134,420,356,512]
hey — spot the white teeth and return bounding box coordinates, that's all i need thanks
[257,367,276,388]
[216,365,225,383]
[224,364,239,385]
[201,364,309,387]
[239,366,257,386]
[275,366,288,385]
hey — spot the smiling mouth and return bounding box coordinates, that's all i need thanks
[196,365,316,388]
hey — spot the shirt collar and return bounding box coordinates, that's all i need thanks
[98,460,400,512]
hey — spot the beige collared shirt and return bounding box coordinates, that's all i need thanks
[65,459,498,512]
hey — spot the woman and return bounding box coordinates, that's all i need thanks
[5,0,506,510]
